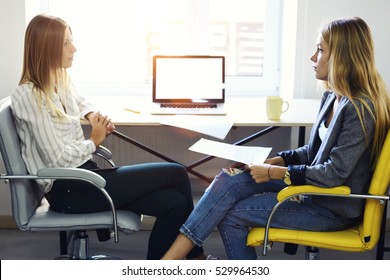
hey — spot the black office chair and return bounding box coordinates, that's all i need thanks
[0,96,142,259]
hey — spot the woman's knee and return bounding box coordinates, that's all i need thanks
[152,162,186,172]
[166,163,188,177]
[153,189,189,217]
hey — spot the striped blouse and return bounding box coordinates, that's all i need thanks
[11,83,96,193]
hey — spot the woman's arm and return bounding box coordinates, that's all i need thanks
[12,86,95,168]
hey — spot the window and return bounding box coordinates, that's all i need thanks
[26,0,282,96]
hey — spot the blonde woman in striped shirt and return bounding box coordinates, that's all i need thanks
[11,14,206,260]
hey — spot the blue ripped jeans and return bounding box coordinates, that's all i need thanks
[180,170,354,259]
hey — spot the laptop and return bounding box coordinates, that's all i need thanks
[151,55,226,115]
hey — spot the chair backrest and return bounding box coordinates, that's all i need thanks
[0,97,43,230]
[360,130,390,248]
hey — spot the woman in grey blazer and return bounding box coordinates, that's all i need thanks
[161,17,390,260]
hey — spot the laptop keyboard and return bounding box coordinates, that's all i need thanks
[161,103,217,109]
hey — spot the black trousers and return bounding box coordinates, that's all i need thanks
[47,161,203,260]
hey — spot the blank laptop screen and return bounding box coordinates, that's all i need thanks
[153,55,225,103]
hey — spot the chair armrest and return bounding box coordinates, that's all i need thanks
[261,185,350,256]
[36,167,119,242]
[277,185,351,202]
[94,145,115,167]
[2,167,119,242]
[261,185,388,256]
[36,168,106,188]
[95,145,112,160]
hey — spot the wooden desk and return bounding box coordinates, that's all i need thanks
[90,96,320,182]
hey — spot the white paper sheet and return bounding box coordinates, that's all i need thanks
[160,115,234,140]
[189,138,272,165]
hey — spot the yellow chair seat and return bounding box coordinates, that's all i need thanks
[247,225,371,253]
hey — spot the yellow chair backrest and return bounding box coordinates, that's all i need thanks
[360,130,390,249]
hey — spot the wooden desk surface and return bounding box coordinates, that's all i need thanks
[90,95,320,127]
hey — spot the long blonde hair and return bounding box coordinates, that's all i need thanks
[20,14,71,118]
[321,17,390,163]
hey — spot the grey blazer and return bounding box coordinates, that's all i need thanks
[278,91,375,218]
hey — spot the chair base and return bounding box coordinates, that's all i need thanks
[90,254,121,260]
[60,230,121,260]
[305,246,319,260]
[55,254,121,260]
[376,202,389,260]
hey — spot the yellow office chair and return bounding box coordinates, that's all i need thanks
[247,130,390,259]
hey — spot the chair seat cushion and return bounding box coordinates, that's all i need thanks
[24,199,141,233]
[247,226,370,253]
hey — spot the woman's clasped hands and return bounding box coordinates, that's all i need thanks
[87,111,116,146]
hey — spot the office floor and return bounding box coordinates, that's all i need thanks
[0,227,389,260]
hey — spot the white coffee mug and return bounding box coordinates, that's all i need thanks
[266,96,289,120]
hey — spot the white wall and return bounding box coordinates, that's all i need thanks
[290,0,390,99]
[1,0,390,218]
[0,0,25,99]
[0,0,26,216]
